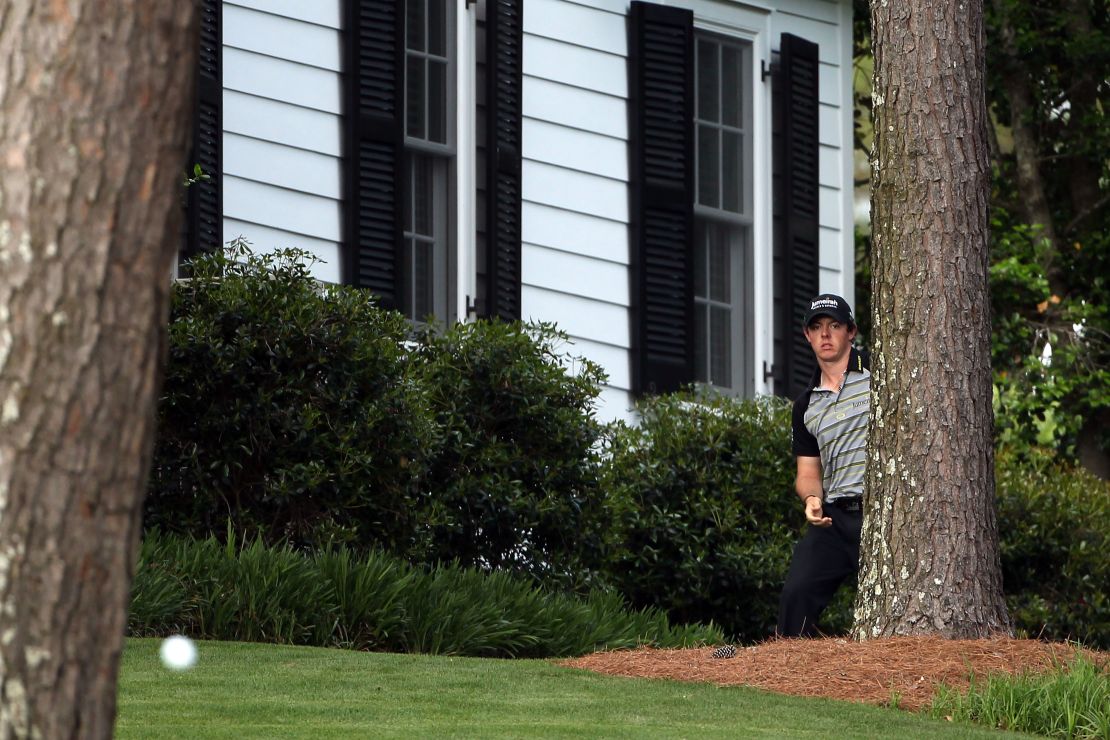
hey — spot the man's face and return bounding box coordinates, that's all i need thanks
[803,316,856,364]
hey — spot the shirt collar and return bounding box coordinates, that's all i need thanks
[808,346,867,390]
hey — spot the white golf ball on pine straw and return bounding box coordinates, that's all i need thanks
[159,635,198,671]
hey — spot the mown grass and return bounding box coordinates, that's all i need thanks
[930,655,1109,739]
[116,639,1031,739]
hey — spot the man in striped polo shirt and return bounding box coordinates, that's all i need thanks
[778,293,869,637]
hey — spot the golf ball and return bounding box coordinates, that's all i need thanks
[159,635,198,671]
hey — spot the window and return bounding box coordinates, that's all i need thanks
[404,0,453,322]
[693,33,753,393]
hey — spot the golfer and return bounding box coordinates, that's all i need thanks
[777,294,869,637]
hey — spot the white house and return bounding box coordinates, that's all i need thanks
[185,0,856,421]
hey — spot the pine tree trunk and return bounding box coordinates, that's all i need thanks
[854,0,1011,639]
[0,2,196,736]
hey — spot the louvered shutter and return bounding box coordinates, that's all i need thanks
[342,0,403,308]
[484,0,524,320]
[184,0,222,257]
[774,33,820,398]
[628,1,695,395]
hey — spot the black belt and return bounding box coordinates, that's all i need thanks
[827,497,862,512]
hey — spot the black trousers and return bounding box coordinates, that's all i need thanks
[777,500,863,637]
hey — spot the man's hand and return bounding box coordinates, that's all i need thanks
[805,495,832,527]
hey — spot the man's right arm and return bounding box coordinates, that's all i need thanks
[790,392,830,526]
[795,456,831,527]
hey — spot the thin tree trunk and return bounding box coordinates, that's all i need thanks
[1060,0,1106,228]
[855,0,1011,638]
[0,3,196,736]
[989,0,1067,298]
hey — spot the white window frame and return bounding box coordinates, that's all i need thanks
[683,2,772,396]
[403,0,478,325]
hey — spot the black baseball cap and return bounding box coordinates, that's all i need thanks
[803,294,855,327]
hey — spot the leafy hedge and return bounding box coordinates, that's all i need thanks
[129,531,722,657]
[149,245,612,588]
[601,391,799,642]
[145,244,1110,647]
[148,242,429,552]
[411,320,610,589]
[997,447,1110,648]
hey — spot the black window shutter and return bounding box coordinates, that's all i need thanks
[484,0,524,320]
[184,0,222,257]
[342,0,404,308]
[773,33,820,398]
[628,1,695,396]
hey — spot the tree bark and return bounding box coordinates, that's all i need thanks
[855,0,1011,638]
[0,3,196,736]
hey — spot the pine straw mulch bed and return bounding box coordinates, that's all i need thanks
[560,636,1108,712]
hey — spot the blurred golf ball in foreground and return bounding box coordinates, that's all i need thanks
[159,635,198,671]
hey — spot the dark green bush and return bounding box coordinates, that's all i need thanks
[601,390,800,642]
[147,241,430,552]
[410,320,610,589]
[129,531,722,656]
[997,446,1110,649]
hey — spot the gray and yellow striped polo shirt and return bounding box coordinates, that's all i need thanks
[791,348,870,502]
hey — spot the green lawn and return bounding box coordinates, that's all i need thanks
[117,639,1030,738]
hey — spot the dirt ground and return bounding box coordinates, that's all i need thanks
[560,636,1108,711]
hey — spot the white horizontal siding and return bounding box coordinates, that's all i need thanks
[522,244,630,306]
[224,90,342,157]
[521,203,629,264]
[525,35,627,97]
[224,4,341,70]
[565,337,632,390]
[770,13,842,64]
[224,133,341,199]
[522,161,627,222]
[223,47,342,114]
[819,144,841,188]
[219,2,344,282]
[224,176,342,243]
[524,0,627,55]
[522,118,627,181]
[223,218,342,284]
[522,286,629,350]
[596,386,636,423]
[819,186,843,231]
[227,0,340,28]
[818,103,842,147]
[523,79,627,140]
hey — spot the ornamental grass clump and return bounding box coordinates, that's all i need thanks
[930,654,1109,739]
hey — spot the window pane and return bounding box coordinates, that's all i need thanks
[722,131,742,214]
[710,226,730,303]
[428,0,447,56]
[411,155,433,236]
[406,0,425,52]
[722,45,742,128]
[428,60,447,144]
[694,224,708,298]
[710,305,731,388]
[697,124,719,208]
[696,39,719,123]
[694,304,708,383]
[414,239,434,320]
[406,56,425,139]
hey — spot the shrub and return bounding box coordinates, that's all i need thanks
[147,241,431,552]
[600,390,799,642]
[410,320,610,589]
[128,531,723,657]
[997,447,1110,649]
